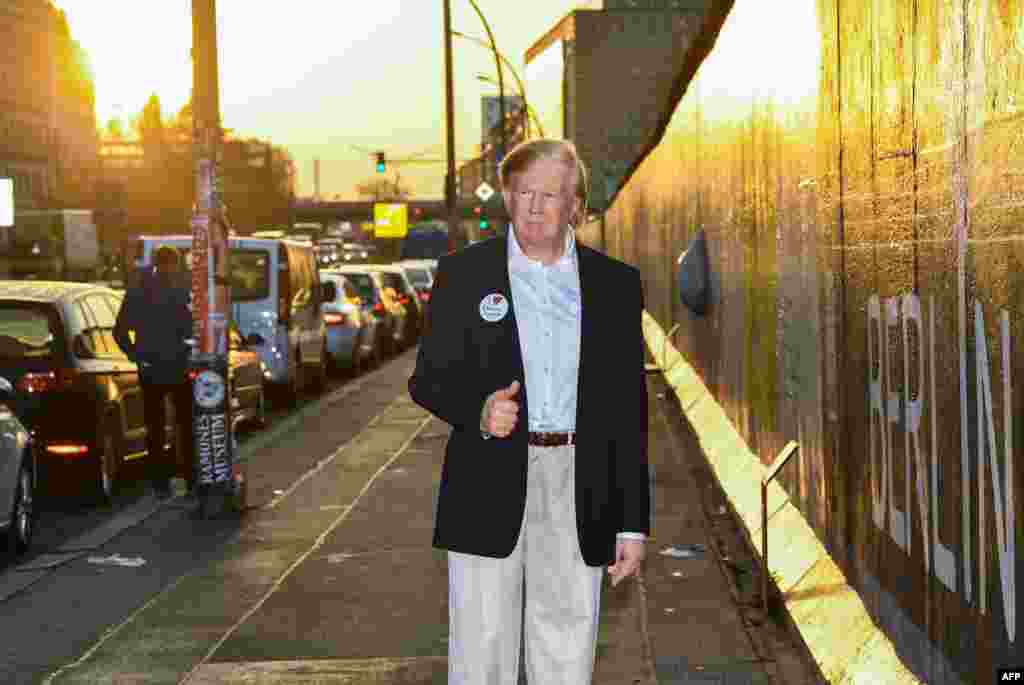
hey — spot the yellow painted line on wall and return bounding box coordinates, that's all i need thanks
[641,310,923,685]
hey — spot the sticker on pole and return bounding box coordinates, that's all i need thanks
[193,370,226,409]
[0,178,13,228]
[475,182,495,203]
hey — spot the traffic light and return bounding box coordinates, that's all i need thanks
[375,151,385,174]
[478,208,490,232]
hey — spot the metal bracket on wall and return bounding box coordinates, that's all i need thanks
[761,440,799,614]
[645,322,681,374]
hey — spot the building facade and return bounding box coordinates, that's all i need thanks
[0,0,98,213]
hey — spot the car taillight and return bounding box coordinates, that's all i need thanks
[373,302,384,313]
[419,292,431,302]
[46,443,89,456]
[17,369,77,394]
[323,312,346,326]
[399,296,410,305]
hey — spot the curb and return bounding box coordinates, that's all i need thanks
[641,311,923,685]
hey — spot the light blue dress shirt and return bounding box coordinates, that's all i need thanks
[506,228,645,543]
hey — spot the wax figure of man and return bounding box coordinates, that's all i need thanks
[114,245,194,498]
[409,138,649,685]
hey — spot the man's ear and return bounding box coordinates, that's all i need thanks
[501,190,512,212]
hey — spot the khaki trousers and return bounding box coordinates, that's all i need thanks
[447,444,603,685]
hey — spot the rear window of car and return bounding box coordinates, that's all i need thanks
[404,267,431,287]
[0,304,57,360]
[344,273,378,303]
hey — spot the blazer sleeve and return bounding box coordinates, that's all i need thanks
[408,256,489,432]
[614,269,650,536]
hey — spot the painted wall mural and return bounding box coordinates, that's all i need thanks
[587,0,1023,681]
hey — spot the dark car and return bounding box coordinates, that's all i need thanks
[333,266,404,358]
[0,377,37,556]
[227,325,266,431]
[370,265,423,348]
[0,282,159,501]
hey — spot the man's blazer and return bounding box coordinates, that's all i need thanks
[408,235,649,567]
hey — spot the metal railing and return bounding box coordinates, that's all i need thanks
[761,440,799,613]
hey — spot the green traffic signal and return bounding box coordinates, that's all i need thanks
[375,151,385,173]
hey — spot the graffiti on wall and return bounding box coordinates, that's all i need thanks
[868,292,1015,642]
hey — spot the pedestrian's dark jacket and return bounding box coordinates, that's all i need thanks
[114,268,193,385]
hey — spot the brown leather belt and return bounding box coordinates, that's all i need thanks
[527,431,576,447]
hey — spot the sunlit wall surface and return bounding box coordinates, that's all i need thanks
[593,0,1021,681]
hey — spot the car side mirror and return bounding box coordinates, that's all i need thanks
[321,282,337,302]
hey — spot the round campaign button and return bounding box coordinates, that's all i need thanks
[479,292,509,322]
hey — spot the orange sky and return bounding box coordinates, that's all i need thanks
[54,1,600,201]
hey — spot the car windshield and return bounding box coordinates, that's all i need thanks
[0,304,56,359]
[405,268,431,287]
[148,245,270,301]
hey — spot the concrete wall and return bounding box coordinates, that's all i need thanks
[586,0,1022,681]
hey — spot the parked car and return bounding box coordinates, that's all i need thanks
[397,260,436,316]
[318,271,369,375]
[332,265,405,357]
[227,325,266,430]
[365,264,423,348]
[0,377,36,556]
[0,282,165,501]
[126,236,334,406]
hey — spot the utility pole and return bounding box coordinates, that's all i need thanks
[191,0,242,517]
[443,0,457,253]
[313,158,321,202]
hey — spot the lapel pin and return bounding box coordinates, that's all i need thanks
[479,292,509,322]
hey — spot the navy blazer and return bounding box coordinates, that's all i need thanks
[408,235,649,567]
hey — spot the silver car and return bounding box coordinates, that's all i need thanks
[0,377,36,556]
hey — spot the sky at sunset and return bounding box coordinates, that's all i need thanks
[53,1,597,201]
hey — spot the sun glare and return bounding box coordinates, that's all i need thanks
[696,0,820,110]
[55,1,193,128]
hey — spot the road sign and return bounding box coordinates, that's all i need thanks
[475,182,495,203]
[0,178,12,227]
[373,203,409,238]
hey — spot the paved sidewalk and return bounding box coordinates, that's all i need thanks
[43,358,818,684]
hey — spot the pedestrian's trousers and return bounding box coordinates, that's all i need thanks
[140,380,193,487]
[447,444,603,685]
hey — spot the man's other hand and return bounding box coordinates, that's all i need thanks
[607,539,645,587]
[480,380,521,438]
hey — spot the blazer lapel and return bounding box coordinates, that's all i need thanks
[491,237,528,415]
[575,244,595,430]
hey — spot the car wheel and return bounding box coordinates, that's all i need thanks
[311,344,328,393]
[350,332,364,377]
[253,383,267,429]
[97,415,123,503]
[7,459,34,555]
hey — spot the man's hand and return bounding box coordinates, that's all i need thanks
[480,380,521,438]
[607,539,646,587]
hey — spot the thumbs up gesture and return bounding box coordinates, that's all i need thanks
[481,380,521,438]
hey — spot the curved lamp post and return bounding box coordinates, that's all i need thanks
[477,73,545,139]
[465,0,506,165]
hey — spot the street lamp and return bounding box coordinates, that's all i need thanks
[465,0,506,165]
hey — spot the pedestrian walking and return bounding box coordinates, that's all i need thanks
[409,138,649,685]
[114,244,194,498]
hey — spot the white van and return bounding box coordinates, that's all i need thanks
[124,235,333,403]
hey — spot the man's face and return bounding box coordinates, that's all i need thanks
[502,157,581,259]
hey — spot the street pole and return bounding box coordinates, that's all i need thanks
[191,0,241,517]
[467,0,506,177]
[443,0,458,252]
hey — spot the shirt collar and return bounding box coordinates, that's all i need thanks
[508,226,576,272]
